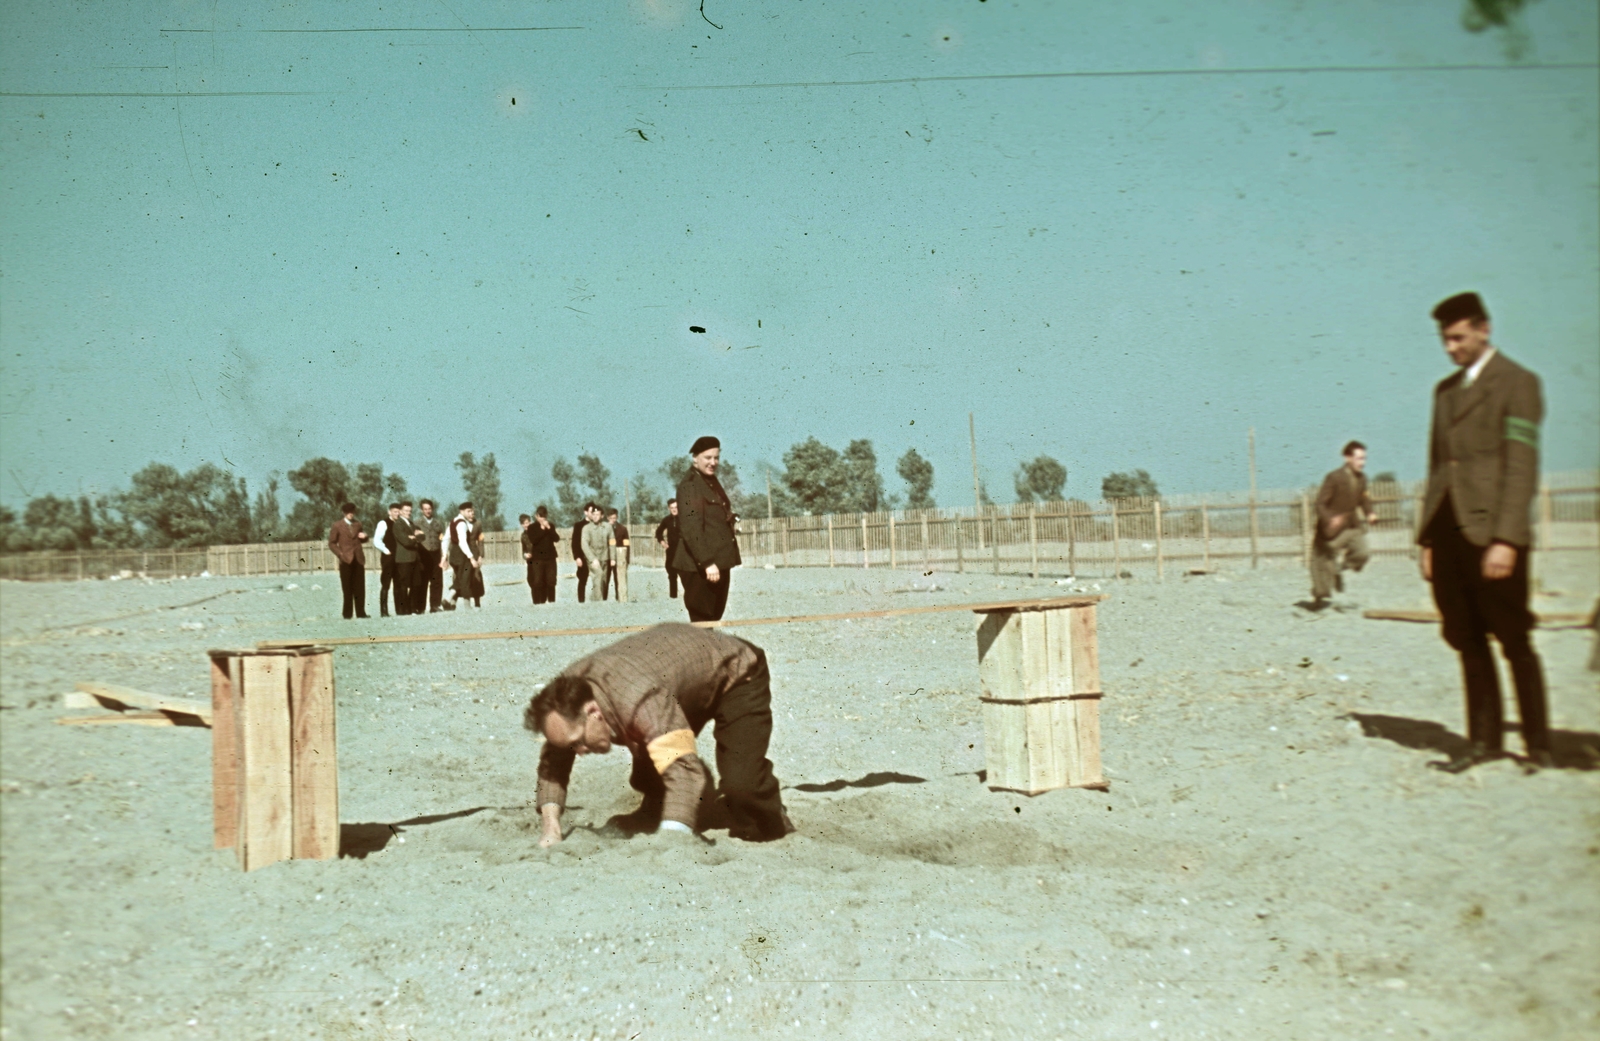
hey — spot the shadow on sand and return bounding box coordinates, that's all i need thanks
[788,771,928,793]
[340,805,496,859]
[1344,712,1600,771]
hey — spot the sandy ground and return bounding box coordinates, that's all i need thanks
[1,553,1597,1041]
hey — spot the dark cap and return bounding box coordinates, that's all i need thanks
[459,501,473,511]
[690,435,721,456]
[1431,292,1488,327]
[340,502,357,514]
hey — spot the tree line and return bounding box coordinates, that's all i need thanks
[1,439,1163,553]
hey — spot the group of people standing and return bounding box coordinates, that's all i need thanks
[327,435,745,626]
[326,498,489,619]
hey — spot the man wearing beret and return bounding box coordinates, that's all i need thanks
[525,623,792,845]
[1418,292,1551,773]
[673,436,742,622]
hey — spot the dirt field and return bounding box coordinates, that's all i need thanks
[2,554,1597,1041]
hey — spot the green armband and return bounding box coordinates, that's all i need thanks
[1504,416,1539,448]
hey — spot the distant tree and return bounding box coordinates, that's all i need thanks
[626,476,666,529]
[0,504,22,552]
[550,454,614,526]
[577,453,614,511]
[550,459,585,526]
[456,452,506,531]
[252,473,282,542]
[1371,471,1399,486]
[20,494,95,551]
[896,449,936,511]
[840,440,884,513]
[1101,469,1159,502]
[781,437,845,515]
[658,454,692,490]
[281,457,407,539]
[119,463,251,547]
[1014,455,1067,503]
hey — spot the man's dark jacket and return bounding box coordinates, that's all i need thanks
[672,469,742,573]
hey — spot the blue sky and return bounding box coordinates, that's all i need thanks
[2,0,1596,515]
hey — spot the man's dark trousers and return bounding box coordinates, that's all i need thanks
[687,647,785,840]
[529,560,557,604]
[667,568,679,599]
[338,560,366,619]
[681,568,730,622]
[574,563,587,603]
[1426,502,1549,755]
[419,549,443,612]
[394,561,417,615]
[378,556,396,616]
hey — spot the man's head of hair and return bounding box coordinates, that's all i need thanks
[459,501,473,512]
[584,502,599,514]
[607,509,618,520]
[1431,292,1488,328]
[388,502,401,513]
[340,502,357,516]
[519,513,531,524]
[535,505,548,518]
[524,675,594,733]
[420,498,435,509]
[1342,440,1366,458]
[667,498,677,507]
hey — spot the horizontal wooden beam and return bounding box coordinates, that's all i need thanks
[256,595,1107,650]
[73,682,213,722]
[1362,608,1590,626]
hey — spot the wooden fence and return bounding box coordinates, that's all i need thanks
[2,479,1595,582]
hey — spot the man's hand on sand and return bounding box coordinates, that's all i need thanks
[539,805,563,848]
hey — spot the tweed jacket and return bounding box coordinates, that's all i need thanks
[1418,350,1543,549]
[535,624,764,826]
[1314,466,1372,542]
[672,469,742,573]
[327,517,366,565]
[415,514,446,553]
[392,514,422,565]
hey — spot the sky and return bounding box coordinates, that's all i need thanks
[2,0,1596,518]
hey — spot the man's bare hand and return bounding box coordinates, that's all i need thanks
[1420,546,1432,581]
[1366,512,1378,525]
[705,563,721,584]
[1326,514,1346,535]
[1483,542,1517,580]
[539,805,563,848]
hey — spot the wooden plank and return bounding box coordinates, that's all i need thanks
[256,594,1108,649]
[56,712,184,726]
[1362,608,1589,626]
[289,651,339,861]
[1069,604,1101,695]
[239,656,293,872]
[1071,695,1105,788]
[72,683,212,722]
[210,654,239,851]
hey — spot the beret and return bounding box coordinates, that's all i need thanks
[690,435,721,456]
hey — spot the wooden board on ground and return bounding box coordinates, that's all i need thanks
[1363,608,1590,626]
[55,711,195,726]
[70,682,211,722]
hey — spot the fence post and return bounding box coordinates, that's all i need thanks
[888,515,896,569]
[1029,506,1039,579]
[1068,506,1077,577]
[956,518,965,573]
[1300,491,1313,569]
[921,516,930,571]
[827,515,835,568]
[992,513,1000,575]
[1154,501,1164,581]
[1111,503,1121,578]
[862,514,869,569]
[1249,496,1260,569]
[1201,501,1210,571]
[781,518,789,567]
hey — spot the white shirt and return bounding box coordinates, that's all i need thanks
[1464,347,1496,387]
[374,518,393,555]
[450,514,476,557]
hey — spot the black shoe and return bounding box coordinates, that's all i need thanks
[442,600,456,611]
[1334,574,1344,593]
[380,611,390,617]
[1430,743,1502,774]
[356,613,370,619]
[1520,749,1556,775]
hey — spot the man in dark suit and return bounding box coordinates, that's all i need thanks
[655,499,681,599]
[392,501,422,615]
[416,499,447,613]
[375,502,400,617]
[1418,292,1550,773]
[327,502,370,620]
[570,509,589,604]
[673,436,741,622]
[523,506,561,604]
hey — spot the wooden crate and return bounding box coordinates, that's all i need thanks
[974,603,1103,794]
[209,647,339,871]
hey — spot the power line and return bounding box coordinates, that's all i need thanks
[651,61,1598,91]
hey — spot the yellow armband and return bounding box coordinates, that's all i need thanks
[647,729,697,775]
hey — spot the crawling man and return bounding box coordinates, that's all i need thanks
[524,623,792,846]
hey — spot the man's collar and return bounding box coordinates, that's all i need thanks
[1464,347,1496,386]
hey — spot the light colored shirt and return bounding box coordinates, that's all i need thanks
[374,518,392,556]
[1464,347,1496,387]
[449,515,476,557]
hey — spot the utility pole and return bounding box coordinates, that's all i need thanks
[624,479,632,528]
[765,470,774,520]
[1248,427,1260,569]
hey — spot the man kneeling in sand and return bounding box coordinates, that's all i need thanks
[524,623,793,846]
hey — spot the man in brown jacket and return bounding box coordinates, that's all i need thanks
[327,502,370,620]
[673,436,742,622]
[1418,292,1549,772]
[1309,441,1377,604]
[524,624,791,845]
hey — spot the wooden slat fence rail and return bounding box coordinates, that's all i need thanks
[3,481,1595,581]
